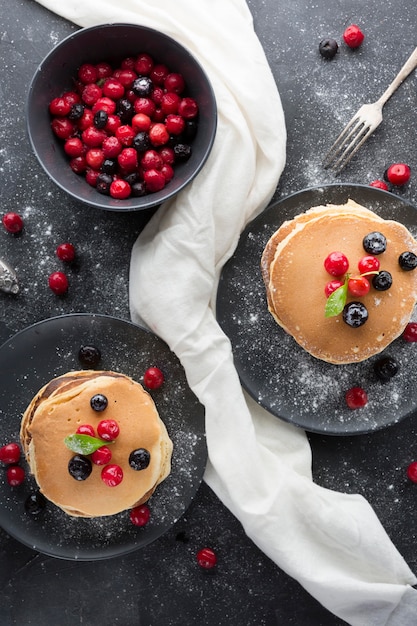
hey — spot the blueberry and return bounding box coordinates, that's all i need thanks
[173,143,192,161]
[399,251,417,271]
[343,301,368,327]
[116,98,134,123]
[90,394,108,412]
[25,490,47,515]
[374,356,399,382]
[132,76,153,97]
[78,344,101,367]
[133,131,150,152]
[94,109,108,129]
[101,158,117,175]
[131,181,147,197]
[129,448,151,471]
[68,103,85,120]
[363,231,387,255]
[123,172,139,185]
[96,173,112,195]
[372,270,392,291]
[68,455,92,481]
[319,38,339,59]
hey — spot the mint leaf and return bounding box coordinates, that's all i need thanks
[325,280,348,318]
[64,434,109,455]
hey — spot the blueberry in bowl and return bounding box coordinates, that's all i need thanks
[26,23,217,212]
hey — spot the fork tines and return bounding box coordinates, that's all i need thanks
[323,113,374,174]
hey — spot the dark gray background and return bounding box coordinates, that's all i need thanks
[1,1,417,624]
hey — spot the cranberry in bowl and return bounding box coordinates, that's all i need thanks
[26,23,217,212]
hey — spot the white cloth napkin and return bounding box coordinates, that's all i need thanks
[36,1,417,623]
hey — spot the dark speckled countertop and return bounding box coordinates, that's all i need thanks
[1,1,417,625]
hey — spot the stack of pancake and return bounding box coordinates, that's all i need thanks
[20,370,173,517]
[261,199,417,364]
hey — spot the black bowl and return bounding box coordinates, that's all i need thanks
[26,23,217,211]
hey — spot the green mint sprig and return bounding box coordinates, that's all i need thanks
[64,434,110,455]
[325,275,349,318]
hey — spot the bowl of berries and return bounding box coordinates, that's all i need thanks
[26,23,217,211]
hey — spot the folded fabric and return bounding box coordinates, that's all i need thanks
[36,1,417,623]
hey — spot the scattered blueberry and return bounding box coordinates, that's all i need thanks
[319,38,339,59]
[78,345,101,367]
[25,490,47,515]
[374,356,399,382]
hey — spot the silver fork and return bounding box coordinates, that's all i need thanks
[323,46,417,173]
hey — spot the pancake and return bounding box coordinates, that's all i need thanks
[262,200,417,364]
[20,370,173,517]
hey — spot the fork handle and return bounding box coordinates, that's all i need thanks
[377,46,417,106]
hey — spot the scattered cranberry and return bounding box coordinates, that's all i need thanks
[345,387,368,409]
[101,464,123,487]
[0,442,21,464]
[56,242,76,262]
[403,322,417,342]
[196,547,217,569]
[143,366,165,389]
[6,465,25,486]
[324,251,349,277]
[76,424,95,437]
[407,461,417,483]
[385,163,411,186]
[48,271,69,295]
[91,446,112,465]
[130,503,151,526]
[369,179,389,191]
[357,255,380,274]
[2,212,24,234]
[348,275,370,297]
[343,24,365,49]
[97,419,120,441]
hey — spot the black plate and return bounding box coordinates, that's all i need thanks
[0,314,206,560]
[216,184,417,435]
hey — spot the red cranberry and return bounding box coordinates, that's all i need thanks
[133,97,156,116]
[385,163,411,186]
[101,464,123,487]
[56,242,76,262]
[82,83,102,106]
[0,442,21,464]
[49,97,71,116]
[150,63,169,85]
[78,63,98,84]
[48,271,69,295]
[343,24,365,48]
[348,276,370,297]
[149,123,170,146]
[69,156,87,175]
[324,279,344,297]
[130,503,151,526]
[178,97,199,119]
[196,547,217,569]
[97,419,120,441]
[403,322,417,342]
[110,179,131,199]
[144,169,166,192]
[117,147,138,172]
[345,387,368,409]
[357,255,380,274]
[135,53,154,75]
[6,465,25,486]
[92,97,117,115]
[143,366,164,389]
[76,424,95,437]
[91,446,112,466]
[164,73,185,94]
[165,114,185,135]
[103,78,125,100]
[407,461,417,483]
[51,117,75,140]
[161,92,181,115]
[324,251,349,277]
[369,179,389,191]
[64,137,85,158]
[2,212,23,234]
[132,113,151,132]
